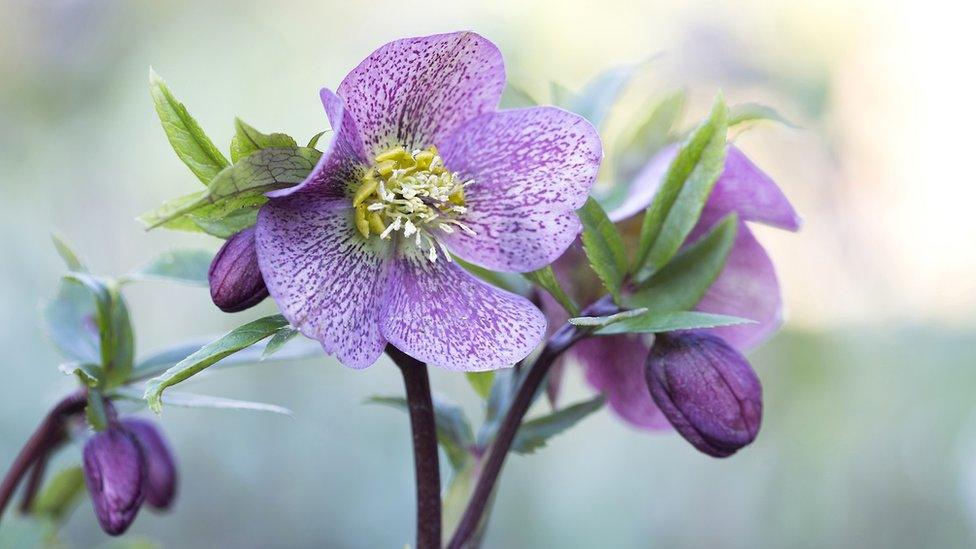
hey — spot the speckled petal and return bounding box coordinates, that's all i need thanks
[255,196,391,368]
[689,213,785,351]
[438,107,602,272]
[608,145,800,231]
[577,335,672,431]
[337,32,505,154]
[267,88,367,199]
[379,248,546,371]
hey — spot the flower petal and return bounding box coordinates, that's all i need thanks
[607,144,671,223]
[577,335,672,431]
[255,196,390,368]
[439,107,602,272]
[267,89,367,199]
[337,31,505,154]
[689,213,785,351]
[379,249,546,371]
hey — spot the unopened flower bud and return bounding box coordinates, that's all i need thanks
[121,418,178,510]
[82,427,146,535]
[208,227,268,312]
[645,332,762,458]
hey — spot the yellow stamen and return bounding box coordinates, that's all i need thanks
[353,176,378,207]
[354,205,370,238]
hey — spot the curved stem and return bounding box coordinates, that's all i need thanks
[0,392,87,522]
[447,297,618,549]
[387,346,442,549]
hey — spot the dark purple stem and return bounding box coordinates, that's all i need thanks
[447,297,618,549]
[0,392,87,522]
[387,345,442,549]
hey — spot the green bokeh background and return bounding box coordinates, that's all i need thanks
[2,1,974,547]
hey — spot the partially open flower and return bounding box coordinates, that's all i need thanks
[208,226,269,312]
[82,427,147,535]
[121,418,178,511]
[645,331,762,457]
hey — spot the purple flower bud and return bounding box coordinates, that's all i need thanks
[82,427,146,535]
[645,332,762,458]
[208,227,269,312]
[121,418,178,511]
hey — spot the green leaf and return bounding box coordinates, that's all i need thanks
[577,197,629,302]
[149,68,229,185]
[50,233,87,272]
[229,118,298,163]
[595,311,752,335]
[187,205,260,238]
[610,90,686,186]
[634,94,729,281]
[58,362,100,386]
[627,213,738,312]
[728,102,798,129]
[135,191,209,234]
[62,273,134,387]
[32,466,85,522]
[499,83,538,109]
[564,65,638,129]
[568,307,648,328]
[86,389,109,431]
[262,325,300,360]
[523,266,579,316]
[367,395,474,470]
[124,249,211,286]
[143,314,289,413]
[43,281,101,365]
[132,334,320,380]
[306,130,328,149]
[140,147,319,231]
[455,257,531,295]
[113,386,292,416]
[465,371,495,399]
[512,395,604,454]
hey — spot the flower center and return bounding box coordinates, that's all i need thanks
[352,146,475,262]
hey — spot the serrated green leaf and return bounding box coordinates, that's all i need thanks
[610,90,686,188]
[523,266,579,316]
[141,147,319,231]
[627,213,738,312]
[367,395,474,470]
[499,83,538,109]
[32,466,85,522]
[62,273,133,387]
[230,118,298,163]
[144,314,289,413]
[465,371,495,399]
[577,197,629,302]
[511,395,604,454]
[149,68,229,185]
[568,307,648,328]
[262,326,300,360]
[634,94,729,281]
[50,233,87,272]
[595,311,752,335]
[728,102,798,129]
[124,249,211,286]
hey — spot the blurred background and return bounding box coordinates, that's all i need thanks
[2,0,975,547]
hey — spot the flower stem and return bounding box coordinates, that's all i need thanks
[387,346,442,549]
[447,297,617,549]
[0,392,87,523]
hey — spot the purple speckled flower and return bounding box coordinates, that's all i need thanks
[121,418,178,510]
[82,427,147,536]
[646,331,762,457]
[546,145,798,430]
[255,32,602,370]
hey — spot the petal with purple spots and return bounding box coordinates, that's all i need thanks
[379,248,546,371]
[337,32,505,154]
[439,107,602,272]
[255,195,391,368]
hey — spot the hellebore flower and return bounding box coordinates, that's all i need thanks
[255,32,602,370]
[82,427,146,535]
[208,226,269,312]
[645,331,762,457]
[545,145,798,434]
[121,418,178,510]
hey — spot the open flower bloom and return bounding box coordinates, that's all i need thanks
[255,32,601,370]
[546,145,799,429]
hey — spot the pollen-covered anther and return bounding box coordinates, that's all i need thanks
[353,145,475,262]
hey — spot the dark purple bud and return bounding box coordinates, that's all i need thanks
[121,418,178,511]
[82,427,146,535]
[645,332,762,458]
[208,227,269,312]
